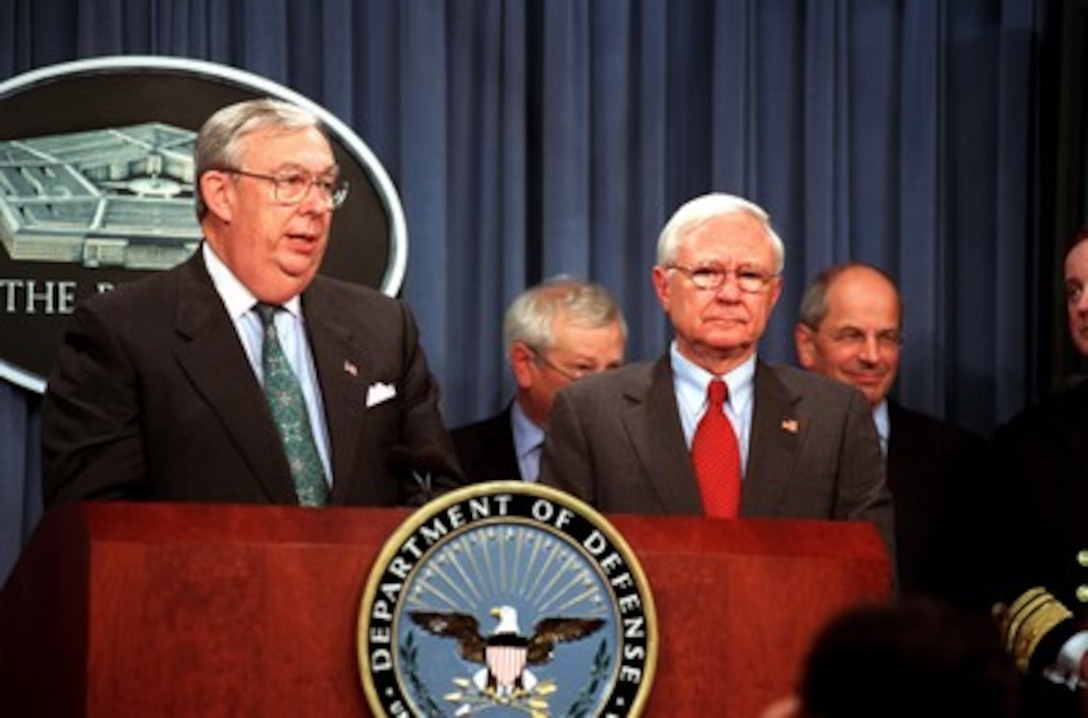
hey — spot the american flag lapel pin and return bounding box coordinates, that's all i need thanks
[781,418,799,434]
[344,359,359,377]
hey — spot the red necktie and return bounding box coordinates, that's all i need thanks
[691,379,741,518]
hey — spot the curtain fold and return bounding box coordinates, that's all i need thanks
[0,384,41,588]
[0,0,1044,586]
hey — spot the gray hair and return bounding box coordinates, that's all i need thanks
[799,262,902,330]
[194,97,327,219]
[503,276,627,354]
[655,193,785,273]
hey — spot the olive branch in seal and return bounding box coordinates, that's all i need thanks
[563,638,612,718]
[400,630,444,717]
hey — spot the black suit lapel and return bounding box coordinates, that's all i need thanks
[488,407,521,481]
[885,401,911,493]
[460,406,520,482]
[302,281,368,504]
[171,254,298,504]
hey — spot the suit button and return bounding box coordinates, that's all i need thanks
[1078,550,1088,567]
[1078,585,1088,603]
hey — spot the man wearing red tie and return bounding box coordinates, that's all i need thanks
[539,193,893,561]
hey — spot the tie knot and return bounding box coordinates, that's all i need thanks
[255,303,279,327]
[707,378,728,407]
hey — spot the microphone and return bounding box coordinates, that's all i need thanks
[386,444,458,505]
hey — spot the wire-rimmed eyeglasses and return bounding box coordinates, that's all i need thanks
[224,168,349,209]
[815,326,904,351]
[527,346,588,382]
[666,263,779,293]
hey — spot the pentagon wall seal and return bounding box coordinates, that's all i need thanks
[0,55,407,392]
[358,481,657,717]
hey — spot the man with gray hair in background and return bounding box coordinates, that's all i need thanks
[452,277,627,483]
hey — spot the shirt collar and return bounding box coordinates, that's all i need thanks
[510,399,545,460]
[202,243,302,319]
[872,399,890,453]
[670,342,756,414]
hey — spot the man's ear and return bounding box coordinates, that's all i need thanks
[794,323,817,369]
[509,342,536,390]
[199,170,234,222]
[651,265,670,312]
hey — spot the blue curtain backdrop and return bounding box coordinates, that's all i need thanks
[0,0,1045,585]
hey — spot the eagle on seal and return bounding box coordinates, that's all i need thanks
[408,605,604,697]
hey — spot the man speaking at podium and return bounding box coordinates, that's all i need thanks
[539,193,894,558]
[42,98,460,508]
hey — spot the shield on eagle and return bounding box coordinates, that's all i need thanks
[358,482,659,716]
[486,643,528,689]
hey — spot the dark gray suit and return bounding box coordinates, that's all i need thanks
[539,357,894,554]
[42,250,460,506]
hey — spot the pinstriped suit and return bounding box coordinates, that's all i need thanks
[539,356,894,555]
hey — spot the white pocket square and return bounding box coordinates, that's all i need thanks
[365,381,397,408]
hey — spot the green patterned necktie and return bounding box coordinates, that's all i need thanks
[255,303,329,507]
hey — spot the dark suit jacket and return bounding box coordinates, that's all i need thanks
[451,404,524,483]
[539,356,895,556]
[980,380,1088,715]
[42,250,460,507]
[885,401,987,603]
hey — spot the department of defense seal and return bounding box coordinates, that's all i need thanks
[358,481,658,717]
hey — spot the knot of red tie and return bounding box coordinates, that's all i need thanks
[708,378,728,405]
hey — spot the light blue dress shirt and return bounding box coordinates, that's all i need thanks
[511,400,545,482]
[202,243,333,485]
[872,399,890,457]
[669,342,756,479]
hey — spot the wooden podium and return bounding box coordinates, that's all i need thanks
[0,502,890,717]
